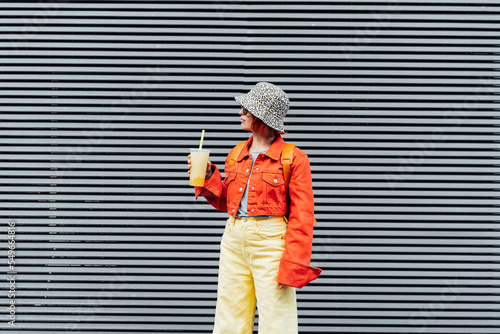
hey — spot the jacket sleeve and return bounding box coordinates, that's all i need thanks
[276,150,322,288]
[194,148,234,212]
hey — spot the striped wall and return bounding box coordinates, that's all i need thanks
[1,1,499,333]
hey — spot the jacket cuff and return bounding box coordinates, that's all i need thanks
[194,165,222,200]
[194,186,204,200]
[277,258,322,289]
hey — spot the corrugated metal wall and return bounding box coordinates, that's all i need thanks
[1,1,499,333]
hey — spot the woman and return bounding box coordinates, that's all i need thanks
[188,82,321,333]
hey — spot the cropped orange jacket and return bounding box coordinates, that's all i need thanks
[195,135,321,288]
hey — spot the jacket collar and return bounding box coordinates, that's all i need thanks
[238,134,285,162]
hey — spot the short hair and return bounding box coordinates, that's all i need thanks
[251,117,280,138]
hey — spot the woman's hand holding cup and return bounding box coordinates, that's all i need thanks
[188,154,213,182]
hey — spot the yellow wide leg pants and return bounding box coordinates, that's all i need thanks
[213,216,298,334]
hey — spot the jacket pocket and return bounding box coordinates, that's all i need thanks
[262,172,286,205]
[224,172,238,207]
[223,172,237,186]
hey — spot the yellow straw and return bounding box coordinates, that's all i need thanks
[198,129,205,150]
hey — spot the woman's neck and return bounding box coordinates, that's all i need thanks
[250,132,275,152]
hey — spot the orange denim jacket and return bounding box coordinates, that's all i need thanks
[195,135,321,288]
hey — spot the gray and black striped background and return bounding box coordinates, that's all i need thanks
[1,1,499,333]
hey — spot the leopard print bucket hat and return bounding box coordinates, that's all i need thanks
[235,82,290,133]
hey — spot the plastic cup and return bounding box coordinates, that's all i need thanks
[190,148,210,186]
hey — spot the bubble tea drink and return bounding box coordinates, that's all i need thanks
[190,148,210,187]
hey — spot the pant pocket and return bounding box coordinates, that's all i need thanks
[255,220,287,239]
[223,216,237,236]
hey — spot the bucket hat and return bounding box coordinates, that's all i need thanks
[235,82,289,133]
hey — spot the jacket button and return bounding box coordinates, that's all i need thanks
[273,179,278,183]
[251,186,254,190]
[256,168,259,171]
[246,169,249,173]
[239,187,243,192]
[232,209,235,213]
[251,209,254,212]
